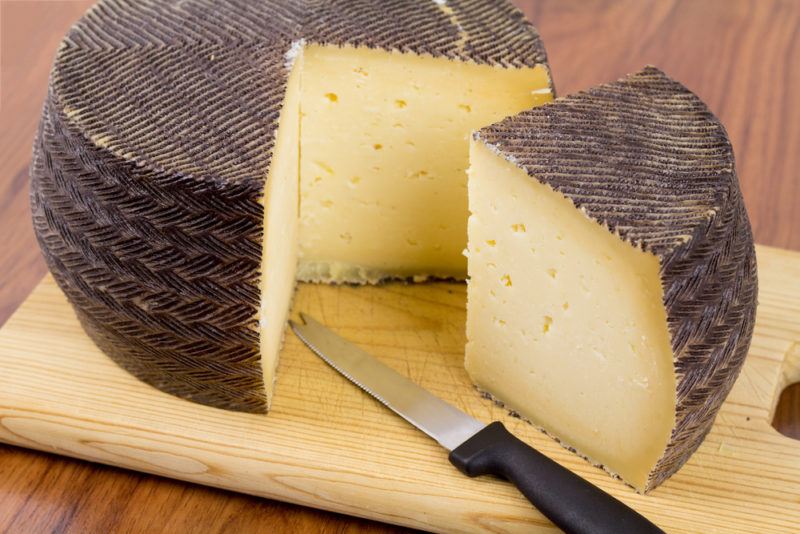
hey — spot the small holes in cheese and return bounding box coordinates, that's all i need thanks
[314,160,334,175]
[542,316,553,334]
[511,223,526,233]
[501,274,512,287]
[324,92,338,103]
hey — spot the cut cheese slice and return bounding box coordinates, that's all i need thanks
[466,67,757,492]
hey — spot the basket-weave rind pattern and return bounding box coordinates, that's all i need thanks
[477,66,758,491]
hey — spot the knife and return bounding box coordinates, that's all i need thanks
[289,313,663,534]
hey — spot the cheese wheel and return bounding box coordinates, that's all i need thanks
[31,0,552,412]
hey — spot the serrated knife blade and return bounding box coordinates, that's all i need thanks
[289,312,484,450]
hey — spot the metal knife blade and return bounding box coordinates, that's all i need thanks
[289,313,485,450]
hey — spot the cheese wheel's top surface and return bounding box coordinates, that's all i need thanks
[53,0,547,188]
[475,66,758,491]
[478,66,732,257]
[66,0,546,64]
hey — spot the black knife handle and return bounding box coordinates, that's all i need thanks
[449,422,663,534]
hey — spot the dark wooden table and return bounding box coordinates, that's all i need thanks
[1,1,798,532]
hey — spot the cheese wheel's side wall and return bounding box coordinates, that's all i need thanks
[651,178,757,490]
[29,49,276,413]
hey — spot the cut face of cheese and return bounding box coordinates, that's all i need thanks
[256,45,552,403]
[259,53,303,404]
[296,44,552,283]
[466,140,677,491]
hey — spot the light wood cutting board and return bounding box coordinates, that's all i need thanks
[1,245,799,533]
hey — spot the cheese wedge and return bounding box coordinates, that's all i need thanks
[466,67,757,492]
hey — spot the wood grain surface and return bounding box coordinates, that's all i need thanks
[0,0,798,532]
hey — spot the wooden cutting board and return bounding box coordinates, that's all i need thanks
[1,245,798,533]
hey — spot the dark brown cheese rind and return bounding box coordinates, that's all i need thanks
[476,66,758,491]
[65,0,547,67]
[31,0,550,413]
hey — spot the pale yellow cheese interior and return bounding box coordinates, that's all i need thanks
[259,44,552,404]
[296,44,552,283]
[465,140,677,491]
[259,52,303,404]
